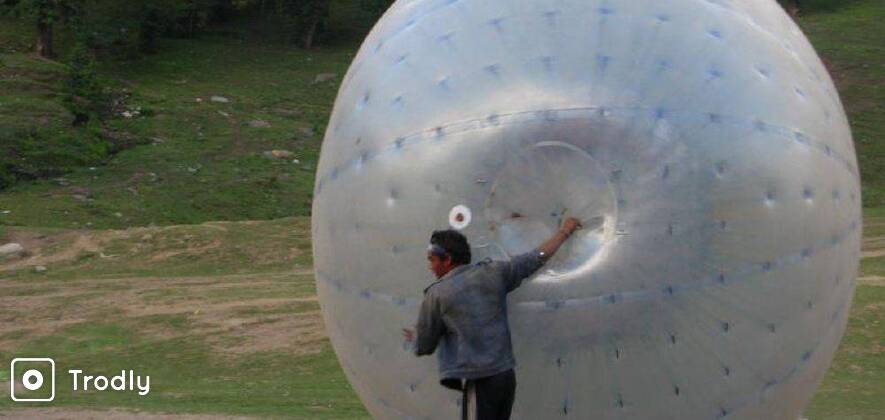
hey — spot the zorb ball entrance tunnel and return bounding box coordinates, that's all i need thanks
[310,0,861,418]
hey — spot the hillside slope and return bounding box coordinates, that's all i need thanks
[1,1,882,230]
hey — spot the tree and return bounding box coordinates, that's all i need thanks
[359,0,393,20]
[63,41,107,125]
[64,0,226,57]
[778,0,802,16]
[296,0,328,49]
[268,0,326,48]
[9,0,69,58]
[34,0,54,56]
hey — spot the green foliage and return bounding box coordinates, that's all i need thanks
[0,164,14,190]
[70,1,222,58]
[3,0,65,25]
[1,0,236,58]
[0,0,372,59]
[1,0,883,226]
[235,0,331,47]
[138,2,164,53]
[0,46,112,190]
[0,13,33,52]
[0,34,347,226]
[0,15,117,190]
[358,0,392,19]
[0,123,111,185]
[63,41,108,124]
[777,0,868,15]
[3,0,72,57]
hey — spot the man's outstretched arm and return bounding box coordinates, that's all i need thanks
[503,217,582,292]
[537,217,582,259]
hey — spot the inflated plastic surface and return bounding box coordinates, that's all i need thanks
[311,0,861,418]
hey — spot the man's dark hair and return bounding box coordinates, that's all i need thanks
[430,230,472,265]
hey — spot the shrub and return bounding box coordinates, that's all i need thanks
[63,41,108,125]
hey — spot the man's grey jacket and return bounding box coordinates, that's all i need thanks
[413,250,545,389]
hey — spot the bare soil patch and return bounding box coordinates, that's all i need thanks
[0,218,307,276]
[863,249,885,259]
[0,271,323,355]
[0,230,101,270]
[858,276,885,286]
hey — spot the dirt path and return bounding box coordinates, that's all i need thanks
[858,276,885,286]
[0,265,325,418]
[863,249,885,258]
[861,232,885,259]
[863,236,885,252]
[0,270,324,356]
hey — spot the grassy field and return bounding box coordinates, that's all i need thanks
[0,0,883,418]
[0,1,882,227]
[0,1,379,229]
[0,17,123,195]
[806,212,885,419]
[0,213,881,418]
[800,4,885,416]
[0,32,353,229]
[798,0,885,207]
[0,218,370,418]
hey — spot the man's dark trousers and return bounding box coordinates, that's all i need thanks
[461,369,516,420]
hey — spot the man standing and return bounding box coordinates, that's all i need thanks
[403,217,582,420]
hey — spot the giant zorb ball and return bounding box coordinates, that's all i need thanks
[311,0,861,418]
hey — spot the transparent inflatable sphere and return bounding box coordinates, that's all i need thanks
[311,0,861,418]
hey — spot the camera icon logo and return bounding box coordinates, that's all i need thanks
[10,358,55,402]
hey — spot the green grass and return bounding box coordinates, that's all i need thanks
[0,33,354,229]
[0,16,33,53]
[0,213,882,418]
[0,17,133,191]
[133,275,317,305]
[795,0,869,14]
[805,285,885,419]
[0,1,882,418]
[805,211,885,419]
[0,218,368,418]
[0,49,89,183]
[798,0,885,207]
[0,0,881,227]
[233,301,321,317]
[860,256,885,277]
[0,322,367,418]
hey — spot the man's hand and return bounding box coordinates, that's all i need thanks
[561,217,583,236]
[538,217,583,260]
[402,327,416,343]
